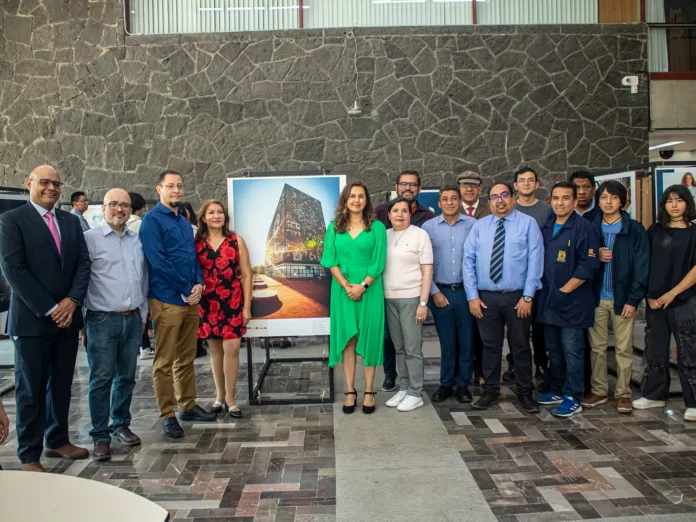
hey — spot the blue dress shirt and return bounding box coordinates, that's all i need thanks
[139,202,203,306]
[462,209,544,300]
[71,208,90,232]
[421,213,476,295]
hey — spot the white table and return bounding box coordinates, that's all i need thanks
[0,470,169,522]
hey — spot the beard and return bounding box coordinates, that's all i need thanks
[400,192,416,203]
[170,201,181,208]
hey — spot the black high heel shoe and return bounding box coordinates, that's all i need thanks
[228,404,243,419]
[208,401,228,415]
[363,392,376,414]
[343,391,358,414]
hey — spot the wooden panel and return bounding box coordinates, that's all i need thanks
[638,175,654,228]
[599,0,639,23]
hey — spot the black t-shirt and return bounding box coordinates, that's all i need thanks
[647,224,696,301]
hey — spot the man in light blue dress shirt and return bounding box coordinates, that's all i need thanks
[83,188,148,462]
[70,191,90,232]
[463,182,544,412]
[422,187,476,403]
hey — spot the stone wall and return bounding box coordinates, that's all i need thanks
[0,1,649,206]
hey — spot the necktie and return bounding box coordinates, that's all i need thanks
[46,212,61,255]
[467,206,474,217]
[490,219,505,284]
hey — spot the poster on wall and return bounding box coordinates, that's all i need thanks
[594,171,637,219]
[389,189,442,216]
[0,193,30,332]
[84,205,105,229]
[228,175,346,337]
[654,167,696,209]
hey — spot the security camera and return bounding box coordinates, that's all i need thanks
[621,75,639,94]
[659,149,674,160]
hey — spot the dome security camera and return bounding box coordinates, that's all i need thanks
[659,149,675,160]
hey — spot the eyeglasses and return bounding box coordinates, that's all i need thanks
[398,182,419,189]
[162,184,184,191]
[30,178,63,188]
[516,178,536,185]
[105,201,132,210]
[489,193,511,202]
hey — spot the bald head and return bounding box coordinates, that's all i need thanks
[103,188,132,233]
[26,164,61,210]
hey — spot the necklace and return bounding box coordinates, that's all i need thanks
[602,216,621,225]
[393,229,407,247]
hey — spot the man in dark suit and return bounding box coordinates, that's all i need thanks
[0,165,91,472]
[458,171,491,220]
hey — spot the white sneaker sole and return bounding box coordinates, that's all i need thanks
[397,399,424,412]
[386,393,407,408]
[552,405,583,418]
[581,397,608,408]
[685,412,696,422]
[632,400,666,410]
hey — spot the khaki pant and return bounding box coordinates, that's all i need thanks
[150,299,199,418]
[587,299,635,398]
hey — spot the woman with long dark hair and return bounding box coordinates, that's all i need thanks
[633,185,696,421]
[681,172,696,199]
[195,199,252,418]
[321,181,387,414]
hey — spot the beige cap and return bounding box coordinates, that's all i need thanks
[456,171,483,185]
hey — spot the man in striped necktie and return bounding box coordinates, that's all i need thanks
[462,182,544,413]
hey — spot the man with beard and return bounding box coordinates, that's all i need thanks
[375,170,435,391]
[140,171,216,438]
[83,189,149,461]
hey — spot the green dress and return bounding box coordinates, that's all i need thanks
[320,220,387,367]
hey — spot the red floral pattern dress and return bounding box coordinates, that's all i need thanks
[196,234,246,340]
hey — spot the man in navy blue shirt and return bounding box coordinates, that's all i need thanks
[537,181,599,418]
[463,182,543,413]
[140,170,216,437]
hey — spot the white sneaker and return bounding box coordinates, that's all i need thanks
[140,347,155,360]
[632,397,666,410]
[685,408,696,422]
[397,395,424,412]
[386,390,407,408]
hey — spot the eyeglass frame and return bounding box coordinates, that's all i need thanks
[104,201,132,210]
[397,181,419,189]
[30,178,64,189]
[489,192,512,202]
[160,183,184,191]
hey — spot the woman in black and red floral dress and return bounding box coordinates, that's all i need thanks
[195,199,252,418]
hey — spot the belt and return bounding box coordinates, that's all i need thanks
[436,282,463,291]
[87,309,138,317]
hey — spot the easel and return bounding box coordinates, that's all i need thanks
[235,169,336,405]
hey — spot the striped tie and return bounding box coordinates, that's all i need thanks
[490,219,505,284]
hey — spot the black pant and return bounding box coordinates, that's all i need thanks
[506,300,548,373]
[642,297,696,407]
[14,331,79,464]
[477,290,533,397]
[383,318,397,378]
[141,316,151,349]
[472,321,484,380]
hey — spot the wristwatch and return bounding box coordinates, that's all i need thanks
[523,296,532,303]
[419,300,427,307]
[361,281,369,290]
[69,297,80,305]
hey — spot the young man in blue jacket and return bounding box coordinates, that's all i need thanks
[537,182,599,417]
[583,181,649,414]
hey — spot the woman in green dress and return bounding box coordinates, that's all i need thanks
[321,181,387,414]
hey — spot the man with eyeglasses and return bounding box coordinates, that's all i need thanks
[140,170,216,438]
[505,167,555,391]
[83,189,149,461]
[458,171,491,220]
[462,182,543,413]
[0,165,91,471]
[70,191,91,232]
[375,170,435,391]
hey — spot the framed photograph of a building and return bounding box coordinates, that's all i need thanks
[228,175,346,337]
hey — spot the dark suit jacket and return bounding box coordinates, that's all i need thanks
[0,203,91,336]
[461,199,492,220]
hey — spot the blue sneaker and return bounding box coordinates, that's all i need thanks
[536,392,563,405]
[552,395,583,417]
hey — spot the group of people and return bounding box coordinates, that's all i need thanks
[0,165,252,471]
[322,168,696,422]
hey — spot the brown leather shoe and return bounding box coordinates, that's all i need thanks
[581,394,608,408]
[44,443,89,460]
[93,441,111,462]
[617,396,633,414]
[113,427,141,446]
[21,462,46,472]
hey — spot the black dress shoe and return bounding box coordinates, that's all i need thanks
[456,387,473,403]
[381,375,397,392]
[93,441,111,462]
[179,405,217,422]
[113,427,141,446]
[519,395,540,414]
[431,386,454,402]
[162,417,184,438]
[472,392,499,410]
[502,369,515,384]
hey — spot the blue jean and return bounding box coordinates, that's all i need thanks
[544,325,585,400]
[86,311,142,443]
[429,286,473,387]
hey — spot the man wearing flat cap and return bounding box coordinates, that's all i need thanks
[458,171,491,220]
